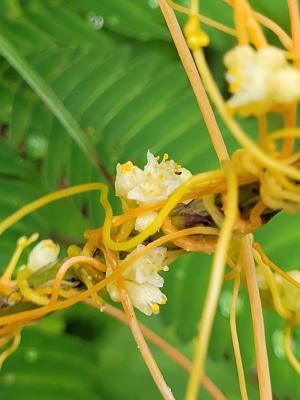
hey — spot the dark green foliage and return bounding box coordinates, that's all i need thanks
[0,1,299,398]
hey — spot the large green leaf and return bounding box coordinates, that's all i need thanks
[1,326,101,400]
[0,1,298,399]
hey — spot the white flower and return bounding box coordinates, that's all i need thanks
[106,245,168,316]
[115,151,192,231]
[28,239,60,272]
[115,151,192,204]
[134,212,157,232]
[276,270,300,313]
[124,245,167,286]
[122,281,167,316]
[225,46,270,107]
[270,67,300,103]
[224,45,300,115]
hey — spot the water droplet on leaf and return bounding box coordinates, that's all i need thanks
[25,134,48,160]
[24,347,39,363]
[87,12,104,30]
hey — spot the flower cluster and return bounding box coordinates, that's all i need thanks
[115,150,192,231]
[106,245,168,316]
[28,239,60,272]
[224,45,300,116]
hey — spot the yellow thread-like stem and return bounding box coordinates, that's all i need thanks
[167,0,236,36]
[240,236,272,400]
[1,233,38,281]
[49,256,106,305]
[17,266,49,306]
[103,170,224,251]
[119,285,175,400]
[288,0,300,68]
[0,330,21,369]
[91,301,227,400]
[0,225,219,327]
[158,0,229,162]
[232,0,248,45]
[255,258,292,320]
[189,0,198,15]
[203,194,224,227]
[284,324,300,374]
[0,183,111,236]
[185,160,238,400]
[253,11,292,49]
[106,249,175,400]
[230,271,248,400]
[192,48,300,181]
[253,243,300,290]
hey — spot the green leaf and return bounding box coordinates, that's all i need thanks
[0,32,100,171]
[1,327,101,400]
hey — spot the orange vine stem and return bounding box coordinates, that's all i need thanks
[240,236,272,399]
[230,271,248,399]
[158,0,229,163]
[88,301,227,400]
[158,1,272,399]
[107,250,175,400]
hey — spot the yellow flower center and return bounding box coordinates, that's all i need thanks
[120,161,134,173]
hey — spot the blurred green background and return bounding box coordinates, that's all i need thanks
[0,0,299,398]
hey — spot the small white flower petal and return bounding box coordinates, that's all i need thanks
[143,273,164,288]
[134,212,157,232]
[105,244,168,316]
[124,281,167,316]
[115,161,144,198]
[105,267,121,302]
[256,46,286,69]
[270,67,300,103]
[123,245,167,286]
[225,46,269,107]
[106,283,120,302]
[224,45,300,114]
[28,239,60,272]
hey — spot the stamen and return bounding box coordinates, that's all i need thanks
[151,304,160,314]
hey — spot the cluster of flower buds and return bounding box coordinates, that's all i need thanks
[111,151,193,315]
[115,150,192,232]
[106,245,168,316]
[224,45,300,116]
